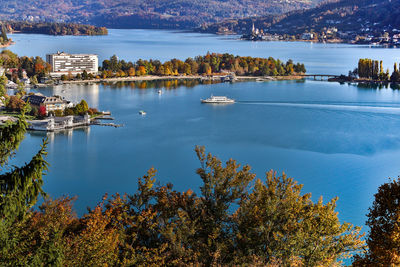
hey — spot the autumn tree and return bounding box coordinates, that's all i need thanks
[0,144,366,266]
[63,198,120,266]
[5,197,76,266]
[100,53,305,78]
[0,74,7,97]
[190,146,255,264]
[235,171,365,266]
[353,178,400,266]
[74,99,89,115]
[6,95,25,111]
[391,63,400,83]
[38,105,46,117]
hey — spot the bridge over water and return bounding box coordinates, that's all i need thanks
[299,74,340,80]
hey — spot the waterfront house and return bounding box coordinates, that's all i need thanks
[301,33,314,40]
[23,93,72,115]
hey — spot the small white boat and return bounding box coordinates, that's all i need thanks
[201,95,235,104]
[158,89,162,94]
[139,110,147,115]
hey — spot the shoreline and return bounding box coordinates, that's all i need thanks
[0,40,15,48]
[199,30,398,46]
[328,77,400,86]
[59,75,305,85]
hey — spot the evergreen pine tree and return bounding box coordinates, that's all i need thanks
[0,106,48,264]
[1,24,8,43]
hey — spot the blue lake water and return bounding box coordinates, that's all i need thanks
[3,29,400,232]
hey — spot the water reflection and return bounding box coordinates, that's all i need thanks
[38,84,100,107]
[27,127,90,153]
[101,79,221,90]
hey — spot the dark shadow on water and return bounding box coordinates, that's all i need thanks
[342,82,400,90]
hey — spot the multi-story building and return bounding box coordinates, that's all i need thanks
[46,52,98,77]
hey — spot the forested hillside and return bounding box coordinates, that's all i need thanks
[199,0,400,35]
[267,0,400,34]
[0,0,323,29]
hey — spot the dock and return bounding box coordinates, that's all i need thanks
[92,121,123,128]
[27,114,123,131]
[27,114,91,132]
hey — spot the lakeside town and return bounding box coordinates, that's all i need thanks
[240,23,400,46]
[0,50,307,131]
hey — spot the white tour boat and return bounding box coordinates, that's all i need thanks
[201,95,235,104]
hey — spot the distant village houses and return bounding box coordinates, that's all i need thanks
[301,32,314,40]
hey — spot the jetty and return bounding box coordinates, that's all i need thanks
[91,121,123,128]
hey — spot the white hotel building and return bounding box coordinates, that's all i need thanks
[46,52,98,77]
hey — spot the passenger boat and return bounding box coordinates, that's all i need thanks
[139,110,147,115]
[201,95,235,104]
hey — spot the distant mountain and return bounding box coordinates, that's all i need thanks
[267,0,400,34]
[0,0,324,29]
[198,0,400,35]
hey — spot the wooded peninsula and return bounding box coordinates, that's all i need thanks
[98,53,306,78]
[0,50,306,85]
[2,21,108,36]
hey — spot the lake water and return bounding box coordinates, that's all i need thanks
[4,29,400,232]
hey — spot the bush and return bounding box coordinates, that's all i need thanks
[64,108,75,116]
[74,99,89,115]
[54,109,63,117]
[30,106,38,117]
[88,107,99,115]
[6,95,25,111]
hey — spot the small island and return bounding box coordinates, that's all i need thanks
[330,59,400,86]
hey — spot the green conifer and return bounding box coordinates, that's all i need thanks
[1,24,8,43]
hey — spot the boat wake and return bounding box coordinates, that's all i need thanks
[237,101,400,115]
